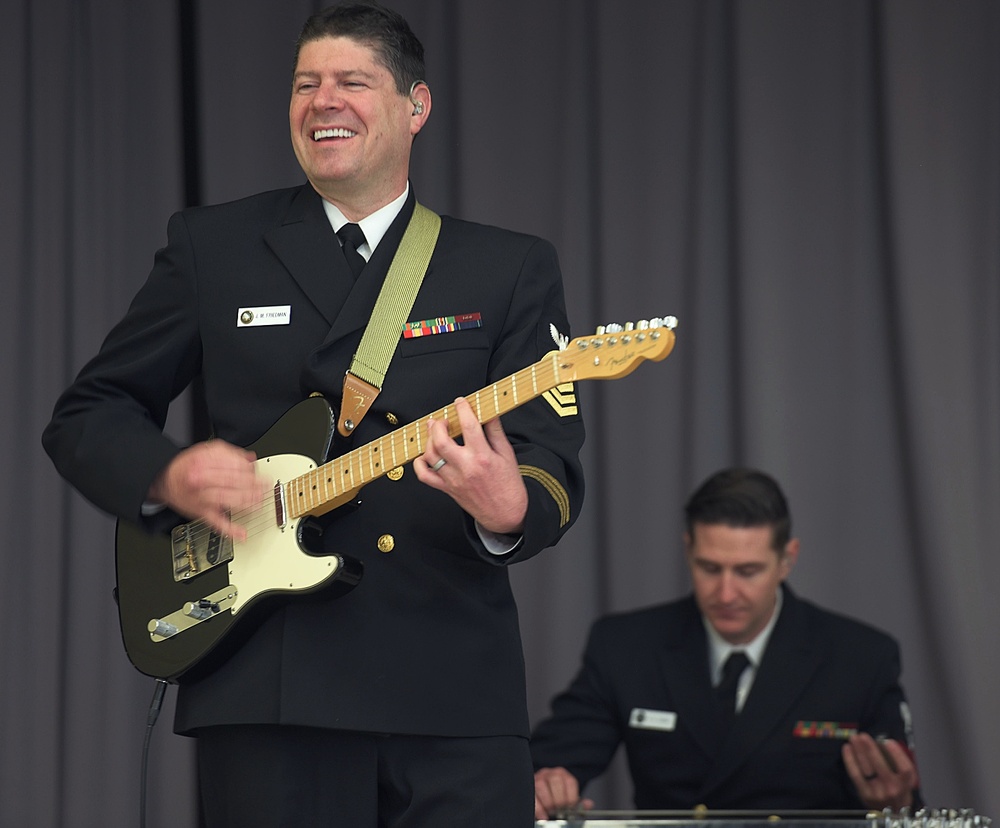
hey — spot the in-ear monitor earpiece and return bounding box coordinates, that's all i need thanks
[409,79,427,116]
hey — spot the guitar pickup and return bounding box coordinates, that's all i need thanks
[147,586,239,642]
[170,521,234,581]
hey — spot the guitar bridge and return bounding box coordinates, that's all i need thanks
[170,521,234,581]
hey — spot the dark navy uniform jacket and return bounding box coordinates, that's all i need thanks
[531,585,919,809]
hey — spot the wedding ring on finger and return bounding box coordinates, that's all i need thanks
[431,458,447,472]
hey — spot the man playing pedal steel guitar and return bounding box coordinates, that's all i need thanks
[531,468,920,819]
[43,3,585,826]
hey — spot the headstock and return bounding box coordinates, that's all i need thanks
[557,316,678,381]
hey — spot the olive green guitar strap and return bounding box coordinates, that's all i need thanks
[337,202,441,437]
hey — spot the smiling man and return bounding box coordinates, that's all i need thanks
[43,3,585,826]
[531,468,920,819]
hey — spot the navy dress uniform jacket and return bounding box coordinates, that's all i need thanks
[43,185,586,739]
[530,586,919,809]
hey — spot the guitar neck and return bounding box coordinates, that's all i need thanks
[286,352,563,519]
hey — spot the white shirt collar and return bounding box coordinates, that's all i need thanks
[705,585,784,684]
[320,183,409,261]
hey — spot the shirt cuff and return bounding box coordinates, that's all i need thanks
[475,522,523,556]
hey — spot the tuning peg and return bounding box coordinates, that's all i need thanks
[650,316,678,329]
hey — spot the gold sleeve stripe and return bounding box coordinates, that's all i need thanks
[519,464,571,527]
[542,382,578,417]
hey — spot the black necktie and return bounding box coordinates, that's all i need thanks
[337,223,367,279]
[715,651,750,727]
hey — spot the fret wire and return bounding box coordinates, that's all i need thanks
[328,459,338,498]
[337,456,349,505]
[405,424,414,462]
[538,363,552,392]
[481,386,493,421]
[291,476,303,519]
[293,476,303,514]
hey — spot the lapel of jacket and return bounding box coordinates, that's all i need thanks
[263,185,353,327]
[658,596,725,760]
[697,585,824,798]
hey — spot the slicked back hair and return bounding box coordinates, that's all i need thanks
[684,468,792,552]
[293,2,426,95]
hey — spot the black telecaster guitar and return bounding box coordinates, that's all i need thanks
[115,317,678,680]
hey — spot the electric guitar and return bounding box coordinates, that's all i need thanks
[115,317,678,680]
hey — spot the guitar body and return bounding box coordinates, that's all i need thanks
[115,396,363,681]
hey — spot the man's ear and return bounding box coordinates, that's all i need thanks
[779,537,800,579]
[408,80,431,132]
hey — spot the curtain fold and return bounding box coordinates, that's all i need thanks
[3,1,997,823]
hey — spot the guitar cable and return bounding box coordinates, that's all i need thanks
[140,678,170,828]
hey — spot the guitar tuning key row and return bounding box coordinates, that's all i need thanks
[582,316,678,350]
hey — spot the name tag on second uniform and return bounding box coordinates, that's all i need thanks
[629,708,677,732]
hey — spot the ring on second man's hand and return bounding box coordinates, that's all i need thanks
[431,458,447,472]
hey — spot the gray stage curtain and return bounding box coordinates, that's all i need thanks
[2,1,996,825]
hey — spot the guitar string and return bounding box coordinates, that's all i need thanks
[173,359,562,554]
[151,331,676,593]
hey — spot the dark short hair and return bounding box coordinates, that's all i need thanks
[684,468,792,551]
[293,2,426,95]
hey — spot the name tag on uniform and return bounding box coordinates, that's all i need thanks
[237,305,291,327]
[629,708,677,732]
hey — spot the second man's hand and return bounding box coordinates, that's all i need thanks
[842,732,919,812]
[533,766,594,820]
